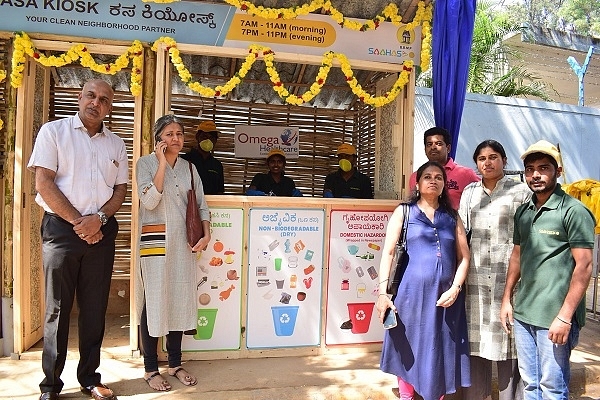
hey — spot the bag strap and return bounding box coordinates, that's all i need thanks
[389,204,409,300]
[397,203,409,247]
[465,184,476,232]
[189,163,195,188]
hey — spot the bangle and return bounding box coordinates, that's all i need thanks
[379,293,390,297]
[556,316,572,326]
[453,284,462,292]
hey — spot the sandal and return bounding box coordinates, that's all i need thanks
[144,371,171,391]
[169,366,197,386]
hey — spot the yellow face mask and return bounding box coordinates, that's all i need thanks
[200,139,214,152]
[339,159,352,172]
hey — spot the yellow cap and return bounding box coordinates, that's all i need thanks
[267,148,286,160]
[197,120,219,134]
[521,140,561,166]
[337,143,357,156]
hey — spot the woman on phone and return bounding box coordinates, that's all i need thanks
[377,161,471,400]
[135,115,211,391]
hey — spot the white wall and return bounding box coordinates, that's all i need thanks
[414,87,600,182]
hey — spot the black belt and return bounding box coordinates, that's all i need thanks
[44,212,71,224]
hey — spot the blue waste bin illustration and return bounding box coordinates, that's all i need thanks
[271,305,299,336]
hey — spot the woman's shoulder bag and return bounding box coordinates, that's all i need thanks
[386,203,409,296]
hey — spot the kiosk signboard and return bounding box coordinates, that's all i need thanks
[0,0,421,65]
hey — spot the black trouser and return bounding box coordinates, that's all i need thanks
[39,213,117,393]
[139,305,183,372]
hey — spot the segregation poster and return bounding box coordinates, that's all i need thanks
[246,208,324,349]
[325,210,393,345]
[181,208,244,352]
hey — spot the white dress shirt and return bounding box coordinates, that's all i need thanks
[27,113,128,215]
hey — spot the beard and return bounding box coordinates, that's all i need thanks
[527,172,558,194]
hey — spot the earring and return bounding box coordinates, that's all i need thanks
[416,189,420,197]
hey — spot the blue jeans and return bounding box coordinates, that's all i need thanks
[513,319,579,400]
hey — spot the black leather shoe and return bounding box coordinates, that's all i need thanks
[39,393,59,400]
[80,383,116,400]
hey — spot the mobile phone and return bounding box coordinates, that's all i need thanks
[383,308,397,330]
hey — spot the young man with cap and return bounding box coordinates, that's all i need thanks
[323,143,373,199]
[181,120,224,195]
[409,127,479,209]
[500,140,596,399]
[246,148,302,196]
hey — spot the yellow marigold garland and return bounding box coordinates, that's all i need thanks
[0,69,5,131]
[147,0,432,106]
[9,0,432,107]
[152,24,426,108]
[10,32,144,96]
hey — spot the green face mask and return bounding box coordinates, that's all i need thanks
[339,159,352,172]
[199,139,214,152]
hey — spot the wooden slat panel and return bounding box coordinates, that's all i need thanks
[170,94,376,198]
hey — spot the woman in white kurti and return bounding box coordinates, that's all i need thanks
[458,140,531,400]
[135,115,211,391]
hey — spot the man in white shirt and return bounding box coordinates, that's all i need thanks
[27,79,128,400]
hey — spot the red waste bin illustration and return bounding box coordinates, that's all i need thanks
[347,302,374,334]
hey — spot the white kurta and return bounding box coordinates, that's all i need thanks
[135,154,210,337]
[458,176,531,360]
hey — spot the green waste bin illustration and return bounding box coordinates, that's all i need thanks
[271,305,299,336]
[194,308,218,340]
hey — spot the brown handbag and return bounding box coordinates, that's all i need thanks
[186,163,204,248]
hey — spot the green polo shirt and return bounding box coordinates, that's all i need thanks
[513,185,596,329]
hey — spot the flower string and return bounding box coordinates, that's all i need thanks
[8,0,431,107]
[152,21,427,108]
[147,1,431,106]
[10,32,144,96]
[0,69,5,131]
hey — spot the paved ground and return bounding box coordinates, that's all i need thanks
[2,277,599,399]
[1,315,599,400]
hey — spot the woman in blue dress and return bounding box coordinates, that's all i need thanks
[377,161,471,400]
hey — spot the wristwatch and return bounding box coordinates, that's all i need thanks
[97,211,108,226]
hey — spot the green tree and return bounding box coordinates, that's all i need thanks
[417,1,556,101]
[557,0,600,36]
[504,0,600,36]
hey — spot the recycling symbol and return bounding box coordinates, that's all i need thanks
[198,316,209,327]
[356,310,366,321]
[280,313,291,324]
